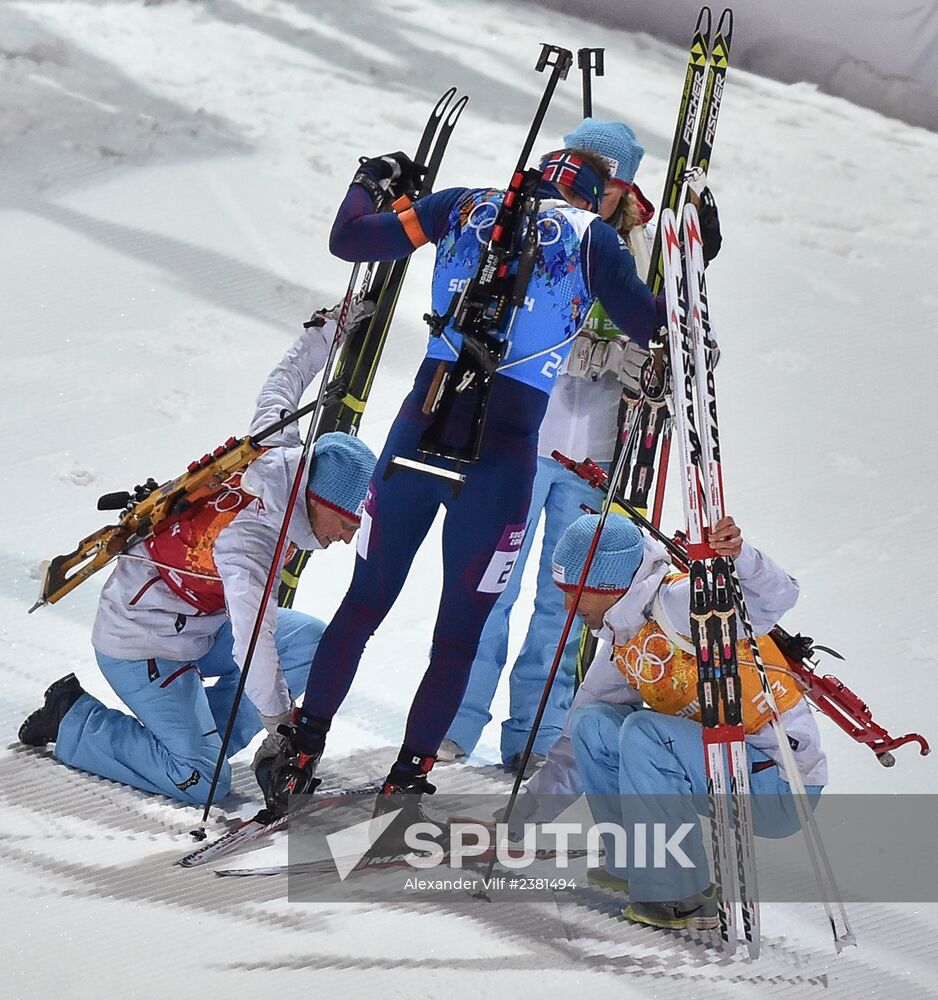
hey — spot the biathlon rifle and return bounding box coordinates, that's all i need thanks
[29,391,331,612]
[552,450,931,767]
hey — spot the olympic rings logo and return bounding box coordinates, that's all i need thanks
[210,472,247,513]
[465,200,563,247]
[622,631,674,685]
[465,200,498,243]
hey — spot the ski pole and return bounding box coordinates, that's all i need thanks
[191,263,363,839]
[573,337,669,688]
[577,47,604,118]
[477,397,645,887]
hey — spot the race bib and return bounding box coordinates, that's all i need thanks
[477,523,527,593]
[355,486,376,560]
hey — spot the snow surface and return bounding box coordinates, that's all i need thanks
[1,1,937,997]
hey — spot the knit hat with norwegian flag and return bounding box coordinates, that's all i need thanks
[563,118,645,186]
[538,150,606,212]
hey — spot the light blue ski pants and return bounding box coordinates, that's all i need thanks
[55,609,323,804]
[571,703,822,902]
[445,455,605,763]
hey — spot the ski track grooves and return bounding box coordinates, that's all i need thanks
[6,745,936,995]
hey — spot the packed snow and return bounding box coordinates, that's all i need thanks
[2,1,937,997]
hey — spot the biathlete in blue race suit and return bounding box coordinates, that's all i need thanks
[263,147,666,811]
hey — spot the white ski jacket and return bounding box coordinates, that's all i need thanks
[536,223,653,463]
[91,324,333,717]
[514,536,827,826]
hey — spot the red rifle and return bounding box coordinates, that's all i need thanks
[552,449,931,768]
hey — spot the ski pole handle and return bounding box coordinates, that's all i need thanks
[577,47,604,118]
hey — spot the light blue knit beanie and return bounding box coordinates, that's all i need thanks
[552,513,644,593]
[306,432,376,523]
[563,118,644,185]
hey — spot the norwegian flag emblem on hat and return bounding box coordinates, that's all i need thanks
[540,151,585,188]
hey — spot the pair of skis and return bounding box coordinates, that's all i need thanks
[575,6,733,687]
[278,86,467,606]
[177,781,382,869]
[661,203,855,956]
[214,845,589,880]
[622,3,733,514]
[33,88,467,616]
[661,203,756,956]
[646,6,732,296]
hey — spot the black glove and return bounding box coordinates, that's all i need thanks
[352,151,427,205]
[698,187,722,265]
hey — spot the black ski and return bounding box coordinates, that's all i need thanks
[576,7,733,688]
[646,6,713,296]
[176,781,381,869]
[690,7,733,179]
[279,88,467,607]
[214,845,589,878]
[623,6,733,517]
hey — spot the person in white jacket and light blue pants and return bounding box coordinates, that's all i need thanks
[503,513,826,930]
[19,312,377,804]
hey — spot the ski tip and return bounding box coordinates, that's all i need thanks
[445,95,469,128]
[433,86,457,116]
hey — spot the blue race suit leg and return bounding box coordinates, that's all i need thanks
[566,701,643,882]
[302,360,544,758]
[500,457,605,764]
[443,458,551,756]
[55,609,324,804]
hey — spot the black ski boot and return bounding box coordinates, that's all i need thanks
[369,748,444,858]
[19,674,85,747]
[255,709,329,820]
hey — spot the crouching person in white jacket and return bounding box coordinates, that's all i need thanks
[19,309,377,805]
[504,512,826,931]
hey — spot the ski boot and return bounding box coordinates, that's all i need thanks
[255,709,329,820]
[435,738,466,765]
[19,674,85,747]
[369,748,444,858]
[623,886,718,930]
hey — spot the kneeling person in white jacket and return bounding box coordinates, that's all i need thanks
[19,310,377,805]
[507,512,826,931]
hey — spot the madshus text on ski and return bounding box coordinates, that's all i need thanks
[19,6,929,961]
